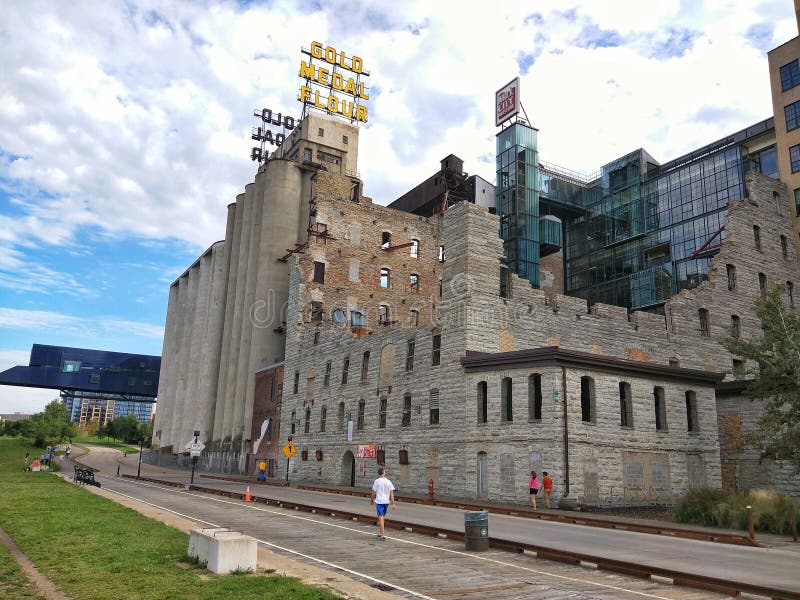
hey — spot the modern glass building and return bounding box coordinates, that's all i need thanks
[497,117,779,311]
[0,344,160,426]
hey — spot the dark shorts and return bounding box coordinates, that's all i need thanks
[376,503,389,516]
[530,488,539,495]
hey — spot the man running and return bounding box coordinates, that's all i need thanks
[370,466,396,541]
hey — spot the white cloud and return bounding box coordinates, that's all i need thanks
[0,308,164,340]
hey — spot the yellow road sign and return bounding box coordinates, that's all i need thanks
[281,441,297,459]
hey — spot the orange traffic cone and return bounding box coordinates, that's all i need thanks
[244,486,252,502]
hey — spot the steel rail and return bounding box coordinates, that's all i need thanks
[177,482,799,600]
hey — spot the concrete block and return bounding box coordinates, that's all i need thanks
[188,528,258,574]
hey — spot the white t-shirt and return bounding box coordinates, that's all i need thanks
[372,476,395,504]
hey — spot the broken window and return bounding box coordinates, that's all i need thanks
[351,310,365,327]
[379,304,390,325]
[731,315,740,338]
[402,394,412,427]
[431,334,441,366]
[313,261,326,284]
[726,264,736,291]
[310,301,323,323]
[380,268,390,288]
[699,308,710,337]
[357,399,365,430]
[361,351,370,381]
[378,397,387,428]
[410,273,419,293]
[381,231,391,249]
[332,308,346,324]
[429,388,440,425]
[619,382,633,428]
[406,339,415,371]
[410,239,419,258]
[528,374,542,421]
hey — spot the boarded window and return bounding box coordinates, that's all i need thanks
[429,388,440,425]
[528,374,542,421]
[399,449,409,465]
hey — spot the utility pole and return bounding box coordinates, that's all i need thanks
[137,438,143,479]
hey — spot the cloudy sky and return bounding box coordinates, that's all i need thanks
[0,0,795,414]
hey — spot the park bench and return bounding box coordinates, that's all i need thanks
[73,466,101,488]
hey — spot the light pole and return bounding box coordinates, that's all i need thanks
[137,438,143,479]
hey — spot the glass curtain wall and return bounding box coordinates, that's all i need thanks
[496,123,540,286]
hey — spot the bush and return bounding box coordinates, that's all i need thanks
[673,487,798,535]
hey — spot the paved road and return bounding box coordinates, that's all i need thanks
[78,446,800,598]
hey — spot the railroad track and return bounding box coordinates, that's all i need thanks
[295,483,760,547]
[167,480,800,600]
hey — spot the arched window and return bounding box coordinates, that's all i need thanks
[580,376,595,423]
[477,381,488,424]
[528,374,542,421]
[619,382,633,427]
[501,377,513,422]
[685,390,698,432]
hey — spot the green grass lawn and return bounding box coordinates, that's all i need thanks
[0,541,44,599]
[74,435,140,453]
[0,437,342,600]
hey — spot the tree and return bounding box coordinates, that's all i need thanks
[722,285,800,472]
[27,400,78,447]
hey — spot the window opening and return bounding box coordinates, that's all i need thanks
[379,397,387,428]
[410,239,419,258]
[311,301,323,323]
[313,261,325,283]
[429,388,440,425]
[402,394,412,427]
[580,377,595,423]
[341,356,350,384]
[478,381,488,424]
[290,410,296,434]
[699,308,710,337]
[320,406,327,432]
[431,334,441,366]
[781,235,789,260]
[788,281,795,307]
[726,264,736,291]
[406,339,415,371]
[379,304,390,325]
[731,315,740,338]
[654,387,667,431]
[619,382,633,427]
[759,272,767,293]
[324,361,331,386]
[501,377,513,422]
[361,351,370,381]
[304,408,311,433]
[685,390,698,432]
[293,370,300,394]
[380,268,390,288]
[753,225,762,251]
[337,402,345,430]
[528,374,542,421]
[357,400,365,430]
[410,273,419,293]
[381,232,391,249]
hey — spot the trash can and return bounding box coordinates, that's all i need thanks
[464,510,489,551]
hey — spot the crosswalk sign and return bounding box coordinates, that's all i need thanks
[281,441,297,459]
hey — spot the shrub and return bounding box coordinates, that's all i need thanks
[673,487,798,535]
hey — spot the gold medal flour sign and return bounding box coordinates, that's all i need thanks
[299,41,370,123]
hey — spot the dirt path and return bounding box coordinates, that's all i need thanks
[0,524,68,600]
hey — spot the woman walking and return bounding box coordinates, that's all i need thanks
[529,470,539,510]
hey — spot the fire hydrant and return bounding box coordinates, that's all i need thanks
[428,478,435,501]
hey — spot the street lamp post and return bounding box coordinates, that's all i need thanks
[137,438,143,479]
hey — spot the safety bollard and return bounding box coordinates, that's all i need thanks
[746,505,755,541]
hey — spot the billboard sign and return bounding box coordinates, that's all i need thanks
[299,41,370,123]
[496,77,520,126]
[355,444,376,459]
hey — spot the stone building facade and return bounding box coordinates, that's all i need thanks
[279,171,800,505]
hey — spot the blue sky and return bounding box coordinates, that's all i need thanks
[0,0,796,413]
